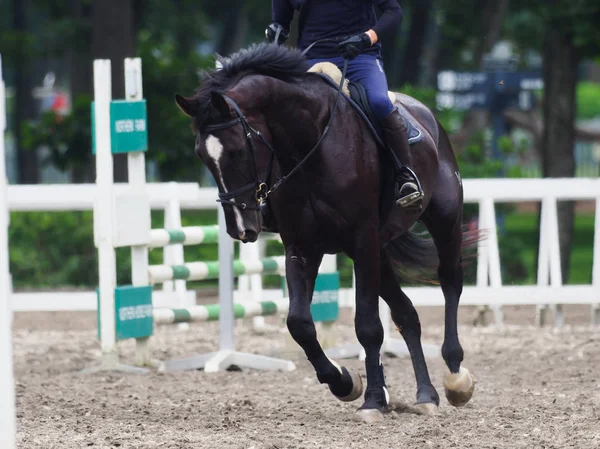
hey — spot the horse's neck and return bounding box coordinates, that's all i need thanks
[264,78,329,171]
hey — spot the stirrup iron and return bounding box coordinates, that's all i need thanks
[396,184,423,207]
[395,166,424,208]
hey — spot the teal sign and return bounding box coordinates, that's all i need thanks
[282,272,339,322]
[312,273,340,322]
[92,100,148,154]
[97,285,153,341]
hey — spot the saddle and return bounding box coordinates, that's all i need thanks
[307,62,423,147]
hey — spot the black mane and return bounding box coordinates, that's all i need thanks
[192,43,310,131]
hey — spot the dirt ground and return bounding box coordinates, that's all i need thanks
[11,304,600,449]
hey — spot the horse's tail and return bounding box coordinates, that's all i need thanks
[384,226,484,285]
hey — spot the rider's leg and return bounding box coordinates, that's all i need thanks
[344,55,424,208]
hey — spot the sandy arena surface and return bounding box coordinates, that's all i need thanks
[11,304,600,449]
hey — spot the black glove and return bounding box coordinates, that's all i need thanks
[337,33,372,59]
[265,23,289,45]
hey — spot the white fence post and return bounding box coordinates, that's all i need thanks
[536,196,563,327]
[93,59,119,367]
[475,198,504,326]
[0,53,17,449]
[592,196,600,326]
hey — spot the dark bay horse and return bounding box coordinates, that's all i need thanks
[174,43,476,422]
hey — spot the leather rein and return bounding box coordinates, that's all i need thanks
[204,39,349,213]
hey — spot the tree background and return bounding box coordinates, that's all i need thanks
[1,0,600,288]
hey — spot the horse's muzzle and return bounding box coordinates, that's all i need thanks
[240,230,258,243]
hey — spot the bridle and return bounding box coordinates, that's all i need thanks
[205,40,349,214]
[204,98,276,211]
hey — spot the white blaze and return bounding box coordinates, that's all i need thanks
[205,135,245,233]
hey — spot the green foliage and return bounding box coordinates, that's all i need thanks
[9,211,97,288]
[8,210,222,290]
[20,94,92,176]
[136,29,213,182]
[577,82,600,119]
[513,0,600,58]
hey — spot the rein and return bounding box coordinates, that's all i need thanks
[206,39,349,212]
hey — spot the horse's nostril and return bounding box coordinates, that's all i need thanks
[241,230,257,243]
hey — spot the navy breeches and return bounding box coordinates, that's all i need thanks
[307,54,394,120]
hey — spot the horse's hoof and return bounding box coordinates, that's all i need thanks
[355,408,385,423]
[443,367,475,407]
[333,367,363,402]
[413,402,440,416]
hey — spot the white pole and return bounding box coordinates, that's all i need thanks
[124,58,153,364]
[239,241,265,330]
[547,197,564,327]
[163,183,188,309]
[474,199,489,325]
[535,198,549,326]
[592,196,600,325]
[0,53,17,449]
[93,59,119,366]
[162,182,189,328]
[125,58,149,289]
[218,207,235,351]
[484,198,504,326]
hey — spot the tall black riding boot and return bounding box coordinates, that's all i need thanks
[380,107,424,208]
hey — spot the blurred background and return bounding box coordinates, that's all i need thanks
[1,0,599,294]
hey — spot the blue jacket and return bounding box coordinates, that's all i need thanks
[272,0,403,59]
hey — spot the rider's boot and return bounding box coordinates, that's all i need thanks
[380,107,424,209]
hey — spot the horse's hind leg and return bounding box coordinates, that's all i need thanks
[379,254,440,415]
[284,246,363,405]
[422,198,475,407]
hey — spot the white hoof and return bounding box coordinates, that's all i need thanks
[355,408,385,423]
[443,367,475,407]
[413,402,440,416]
[335,368,363,402]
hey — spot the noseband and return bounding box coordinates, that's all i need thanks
[204,56,349,214]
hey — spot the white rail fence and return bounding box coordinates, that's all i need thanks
[351,178,599,327]
[6,179,600,325]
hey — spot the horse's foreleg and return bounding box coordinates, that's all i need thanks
[284,246,363,403]
[352,228,388,422]
[379,254,440,415]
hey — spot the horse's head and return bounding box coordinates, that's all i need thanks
[175,89,273,243]
[174,44,311,241]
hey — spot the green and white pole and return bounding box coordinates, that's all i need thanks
[153,299,289,325]
[149,225,219,248]
[147,256,285,284]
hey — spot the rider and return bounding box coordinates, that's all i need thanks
[265,0,423,208]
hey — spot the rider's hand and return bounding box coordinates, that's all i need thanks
[265,23,289,45]
[337,33,372,59]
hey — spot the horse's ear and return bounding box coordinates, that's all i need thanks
[210,91,233,118]
[174,94,199,118]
